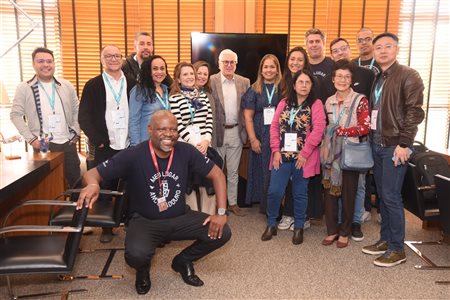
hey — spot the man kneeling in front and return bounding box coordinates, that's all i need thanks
[77,110,231,295]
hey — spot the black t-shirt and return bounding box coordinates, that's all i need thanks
[310,57,335,79]
[96,141,214,219]
[352,57,381,76]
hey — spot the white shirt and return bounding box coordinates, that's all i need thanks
[220,73,238,125]
[103,71,129,150]
[38,80,70,144]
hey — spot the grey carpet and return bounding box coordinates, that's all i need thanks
[1,207,449,299]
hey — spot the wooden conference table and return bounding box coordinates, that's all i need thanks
[0,151,65,227]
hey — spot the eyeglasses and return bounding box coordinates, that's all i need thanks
[221,60,236,66]
[357,37,373,44]
[374,44,396,51]
[155,127,178,134]
[296,80,312,86]
[103,54,123,61]
[331,45,349,55]
[334,74,352,81]
[35,59,54,64]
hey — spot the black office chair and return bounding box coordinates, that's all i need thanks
[435,174,450,242]
[49,180,127,280]
[402,163,450,272]
[0,200,88,299]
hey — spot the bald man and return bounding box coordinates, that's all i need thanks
[79,45,136,243]
[77,110,231,295]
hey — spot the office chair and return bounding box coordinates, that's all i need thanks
[0,200,88,299]
[49,180,127,280]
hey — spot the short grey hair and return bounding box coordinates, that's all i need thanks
[218,49,238,64]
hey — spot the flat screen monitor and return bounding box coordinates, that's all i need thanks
[191,32,288,83]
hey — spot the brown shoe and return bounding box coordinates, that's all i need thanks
[337,236,349,248]
[322,234,338,246]
[292,228,304,245]
[261,226,277,241]
[228,204,246,216]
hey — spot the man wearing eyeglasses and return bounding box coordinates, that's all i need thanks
[10,47,81,188]
[362,32,424,267]
[209,49,250,216]
[352,28,381,75]
[320,37,375,244]
[79,45,136,243]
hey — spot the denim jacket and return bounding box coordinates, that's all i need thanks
[128,84,169,146]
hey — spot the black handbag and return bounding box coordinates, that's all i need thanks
[340,95,374,172]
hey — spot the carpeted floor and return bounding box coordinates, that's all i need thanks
[1,206,449,299]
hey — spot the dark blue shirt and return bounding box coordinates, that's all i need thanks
[97,141,214,219]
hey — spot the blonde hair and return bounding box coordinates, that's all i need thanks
[169,61,196,95]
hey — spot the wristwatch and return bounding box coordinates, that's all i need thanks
[399,143,408,148]
[217,208,227,216]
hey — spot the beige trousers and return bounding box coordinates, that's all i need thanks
[185,187,216,215]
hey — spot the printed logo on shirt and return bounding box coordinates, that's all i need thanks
[148,171,182,209]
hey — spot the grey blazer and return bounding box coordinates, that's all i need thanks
[209,72,250,147]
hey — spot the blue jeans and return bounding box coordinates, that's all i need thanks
[372,142,408,251]
[266,160,309,229]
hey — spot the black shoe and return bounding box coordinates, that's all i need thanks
[292,228,304,245]
[171,256,204,287]
[135,269,151,295]
[100,228,114,243]
[261,226,277,241]
[351,223,364,242]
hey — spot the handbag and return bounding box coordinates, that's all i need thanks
[340,95,374,172]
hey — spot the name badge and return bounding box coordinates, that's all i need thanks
[48,114,63,133]
[111,109,126,129]
[157,196,168,212]
[371,110,378,130]
[284,133,298,152]
[263,107,275,125]
[187,124,202,144]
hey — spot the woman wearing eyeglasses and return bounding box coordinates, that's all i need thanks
[129,55,170,146]
[169,62,215,215]
[261,69,326,245]
[321,60,370,248]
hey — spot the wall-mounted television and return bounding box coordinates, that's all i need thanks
[191,32,288,83]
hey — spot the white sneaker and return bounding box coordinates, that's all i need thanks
[290,219,310,231]
[278,216,294,230]
[362,211,372,223]
[377,213,382,223]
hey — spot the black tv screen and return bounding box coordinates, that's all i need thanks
[191,32,288,83]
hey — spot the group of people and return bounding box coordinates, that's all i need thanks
[9,27,424,295]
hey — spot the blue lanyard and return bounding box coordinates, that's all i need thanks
[332,103,346,124]
[374,80,385,106]
[155,90,169,110]
[103,72,125,108]
[185,99,196,123]
[358,57,374,70]
[265,84,276,106]
[289,104,303,128]
[38,80,56,113]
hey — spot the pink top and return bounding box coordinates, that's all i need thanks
[269,98,326,178]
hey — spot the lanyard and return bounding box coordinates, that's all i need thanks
[155,90,169,110]
[289,104,303,128]
[358,57,374,70]
[38,80,56,113]
[185,99,196,123]
[149,141,174,196]
[265,84,276,106]
[374,80,385,106]
[103,72,125,109]
[332,102,346,124]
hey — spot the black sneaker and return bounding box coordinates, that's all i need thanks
[351,223,364,242]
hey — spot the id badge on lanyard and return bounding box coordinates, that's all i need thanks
[371,110,378,130]
[187,124,202,144]
[263,107,275,125]
[111,109,126,129]
[48,114,63,133]
[284,132,298,152]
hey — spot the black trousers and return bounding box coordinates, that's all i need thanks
[124,207,232,271]
[49,141,80,188]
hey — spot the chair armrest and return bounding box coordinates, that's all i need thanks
[417,185,436,191]
[2,200,77,228]
[64,189,124,196]
[0,224,82,235]
[435,174,450,181]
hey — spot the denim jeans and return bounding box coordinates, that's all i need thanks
[266,160,309,229]
[371,142,408,251]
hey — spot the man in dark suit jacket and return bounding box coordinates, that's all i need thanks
[79,45,135,242]
[209,49,250,216]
